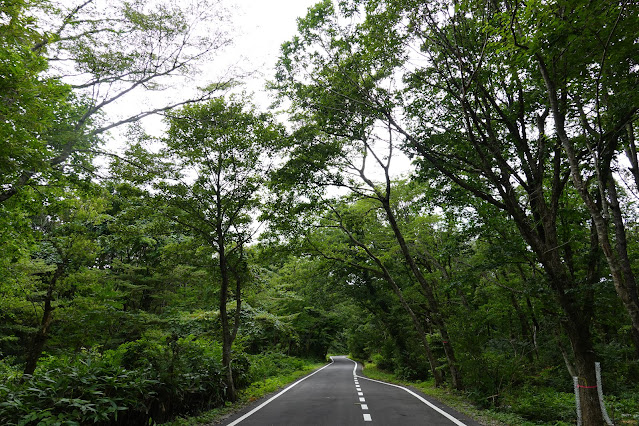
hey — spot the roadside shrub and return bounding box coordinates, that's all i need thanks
[247,351,308,382]
[607,392,639,425]
[370,353,385,368]
[232,350,251,390]
[0,351,156,425]
[0,336,250,425]
[460,346,529,408]
[502,385,575,423]
[0,357,20,381]
[238,353,323,403]
[108,334,240,421]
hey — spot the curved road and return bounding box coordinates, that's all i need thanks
[221,356,480,425]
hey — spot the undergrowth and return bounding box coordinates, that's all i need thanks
[360,362,639,426]
[164,353,325,425]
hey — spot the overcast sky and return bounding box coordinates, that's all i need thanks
[224,0,321,105]
[232,0,319,68]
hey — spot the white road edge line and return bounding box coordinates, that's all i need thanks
[346,358,467,426]
[226,357,335,426]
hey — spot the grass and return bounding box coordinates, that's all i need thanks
[163,359,326,425]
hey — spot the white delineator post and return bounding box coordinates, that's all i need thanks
[573,376,582,426]
[595,362,613,425]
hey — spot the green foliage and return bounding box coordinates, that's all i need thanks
[112,334,231,416]
[166,356,325,426]
[3,0,639,425]
[290,307,341,359]
[247,352,312,382]
[0,350,156,425]
[348,322,380,361]
[1,0,232,205]
[238,306,298,355]
[503,386,576,423]
[271,0,639,421]
[606,392,639,425]
[225,353,322,417]
[0,0,77,193]
[0,334,250,425]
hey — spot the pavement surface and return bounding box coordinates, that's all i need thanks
[221,355,481,426]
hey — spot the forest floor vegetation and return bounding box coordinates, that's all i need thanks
[164,356,326,425]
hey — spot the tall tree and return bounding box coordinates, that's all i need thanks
[142,96,283,401]
[18,186,109,374]
[499,0,639,348]
[311,196,446,386]
[272,0,466,390]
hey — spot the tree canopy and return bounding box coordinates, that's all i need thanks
[1,0,638,425]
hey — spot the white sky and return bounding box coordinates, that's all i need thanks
[207,0,323,109]
[230,0,320,85]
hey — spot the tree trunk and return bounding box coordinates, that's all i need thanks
[392,286,443,387]
[542,253,603,424]
[545,247,603,425]
[24,264,64,376]
[631,328,639,359]
[339,220,444,386]
[563,317,604,425]
[537,53,639,341]
[24,303,54,376]
[218,246,237,402]
[510,293,534,362]
[605,178,639,344]
[370,253,444,386]
[624,122,639,193]
[555,332,577,378]
[381,200,463,390]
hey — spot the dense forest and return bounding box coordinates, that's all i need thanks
[1,0,638,425]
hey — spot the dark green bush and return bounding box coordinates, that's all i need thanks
[374,347,396,372]
[502,385,575,423]
[460,346,530,408]
[108,333,238,421]
[248,351,308,383]
[0,351,156,425]
[0,335,249,425]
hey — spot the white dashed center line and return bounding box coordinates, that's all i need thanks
[350,359,373,422]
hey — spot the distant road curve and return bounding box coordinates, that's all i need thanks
[221,355,481,425]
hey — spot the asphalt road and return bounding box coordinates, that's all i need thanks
[221,356,481,426]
